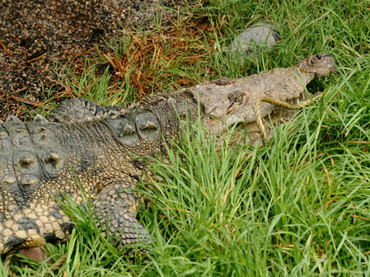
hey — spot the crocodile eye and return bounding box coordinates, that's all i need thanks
[227,93,246,111]
[309,54,322,65]
[234,95,244,103]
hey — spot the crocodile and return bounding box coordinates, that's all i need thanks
[0,54,335,262]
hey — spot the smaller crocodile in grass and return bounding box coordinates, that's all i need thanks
[0,54,335,263]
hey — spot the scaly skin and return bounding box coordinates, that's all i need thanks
[0,54,335,257]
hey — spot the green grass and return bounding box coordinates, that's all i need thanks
[2,0,369,276]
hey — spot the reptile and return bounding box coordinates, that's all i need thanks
[0,54,335,269]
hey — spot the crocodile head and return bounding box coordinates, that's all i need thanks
[192,54,336,131]
[297,54,336,77]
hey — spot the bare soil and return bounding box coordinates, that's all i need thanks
[0,0,186,120]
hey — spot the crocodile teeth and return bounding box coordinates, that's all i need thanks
[291,99,298,105]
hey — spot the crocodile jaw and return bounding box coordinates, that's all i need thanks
[194,54,335,131]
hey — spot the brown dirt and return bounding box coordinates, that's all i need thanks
[0,0,187,120]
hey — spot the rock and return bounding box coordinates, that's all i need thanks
[228,21,280,61]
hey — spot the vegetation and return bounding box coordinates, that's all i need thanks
[2,0,369,275]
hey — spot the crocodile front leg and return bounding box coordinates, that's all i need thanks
[93,183,151,248]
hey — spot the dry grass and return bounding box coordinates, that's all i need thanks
[57,16,217,106]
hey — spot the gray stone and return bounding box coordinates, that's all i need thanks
[229,21,280,61]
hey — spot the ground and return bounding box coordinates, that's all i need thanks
[0,0,186,120]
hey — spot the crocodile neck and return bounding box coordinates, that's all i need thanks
[132,88,203,139]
